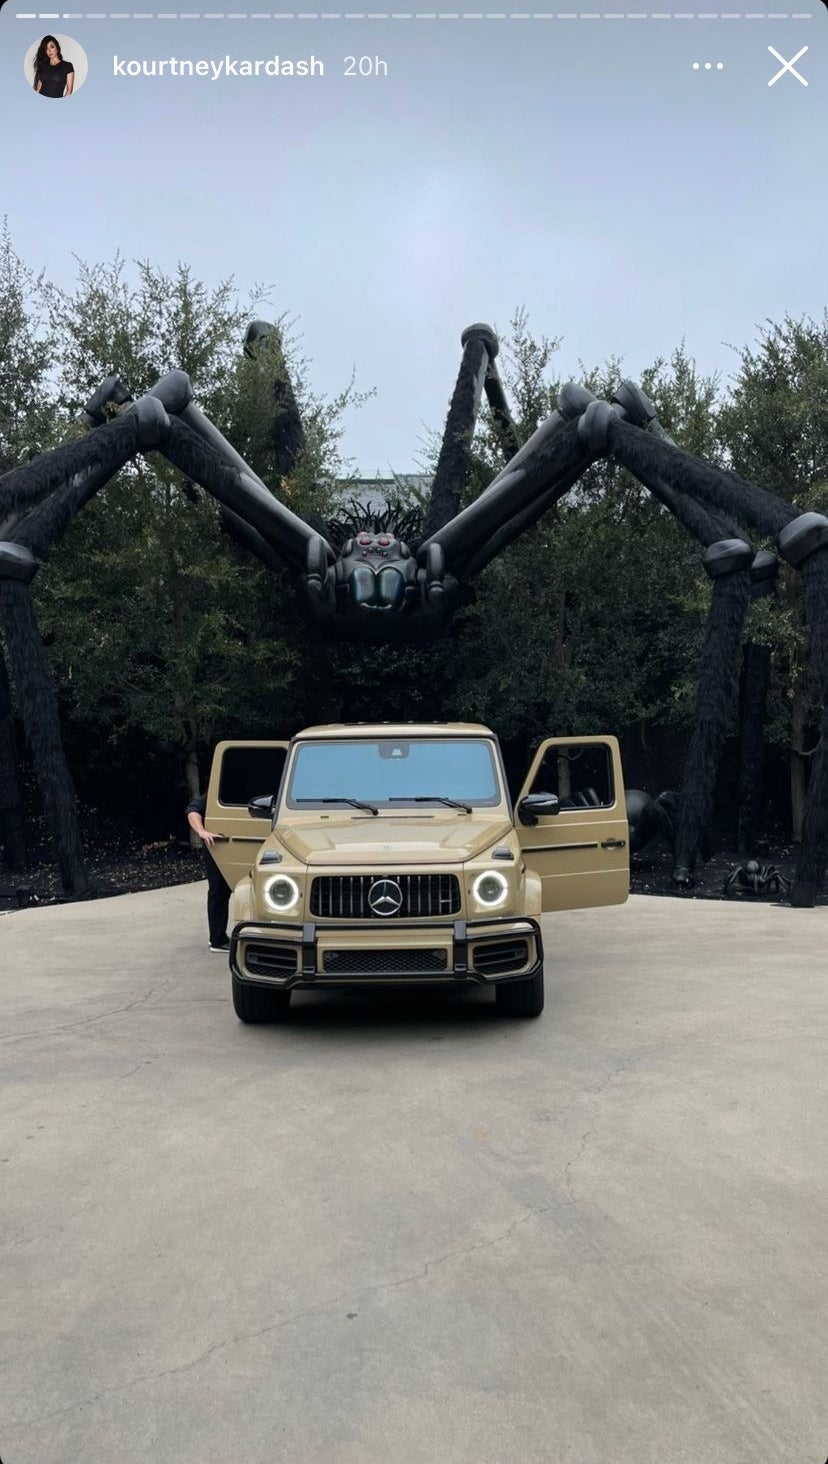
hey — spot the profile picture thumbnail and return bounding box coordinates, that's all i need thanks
[24,33,89,98]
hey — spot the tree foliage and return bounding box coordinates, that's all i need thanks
[716,315,828,833]
[0,222,55,472]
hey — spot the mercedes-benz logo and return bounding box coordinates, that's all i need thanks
[367,878,403,917]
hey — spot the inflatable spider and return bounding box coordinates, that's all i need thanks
[1,320,827,906]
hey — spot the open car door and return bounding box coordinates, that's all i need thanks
[205,740,288,889]
[516,735,629,912]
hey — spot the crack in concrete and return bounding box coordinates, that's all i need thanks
[563,1054,640,1203]
[2,981,174,1045]
[110,1056,162,1082]
[7,1197,577,1431]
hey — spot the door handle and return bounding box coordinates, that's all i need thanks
[601,838,626,849]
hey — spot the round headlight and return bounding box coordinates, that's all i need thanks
[263,874,300,912]
[472,870,509,908]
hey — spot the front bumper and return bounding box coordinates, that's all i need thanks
[230,915,544,989]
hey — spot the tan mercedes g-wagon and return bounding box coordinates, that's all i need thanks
[204,724,629,1022]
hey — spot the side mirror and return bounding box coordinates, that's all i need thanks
[247,793,276,820]
[518,792,561,826]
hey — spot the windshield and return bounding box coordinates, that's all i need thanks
[286,738,501,809]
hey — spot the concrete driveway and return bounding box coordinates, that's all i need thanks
[1,885,826,1464]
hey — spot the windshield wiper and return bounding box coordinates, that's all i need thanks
[296,797,378,816]
[389,796,472,814]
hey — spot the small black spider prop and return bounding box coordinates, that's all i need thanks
[723,860,793,899]
[1,319,827,906]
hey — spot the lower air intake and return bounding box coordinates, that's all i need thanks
[472,940,529,976]
[244,943,298,977]
[322,949,448,975]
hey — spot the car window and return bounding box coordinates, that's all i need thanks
[530,743,615,809]
[286,739,501,807]
[219,746,287,806]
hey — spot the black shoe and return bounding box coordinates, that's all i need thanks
[209,939,230,953]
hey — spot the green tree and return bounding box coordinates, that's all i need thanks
[33,257,365,829]
[0,221,55,472]
[0,226,59,867]
[718,313,828,839]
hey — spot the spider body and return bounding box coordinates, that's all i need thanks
[294,500,460,634]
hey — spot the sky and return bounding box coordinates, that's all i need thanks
[0,3,826,473]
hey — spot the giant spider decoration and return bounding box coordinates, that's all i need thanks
[1,320,827,907]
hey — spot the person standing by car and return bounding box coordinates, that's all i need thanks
[186,794,231,952]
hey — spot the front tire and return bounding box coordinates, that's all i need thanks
[232,974,292,1023]
[495,968,544,1018]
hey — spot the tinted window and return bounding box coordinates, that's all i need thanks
[219,746,287,806]
[530,743,614,809]
[287,739,500,807]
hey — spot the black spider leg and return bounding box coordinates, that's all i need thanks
[158,411,315,571]
[406,413,584,630]
[0,415,125,536]
[463,433,577,576]
[0,352,322,899]
[0,408,157,896]
[482,346,521,464]
[786,561,828,906]
[145,370,336,610]
[423,376,784,890]
[244,320,308,476]
[467,371,754,888]
[731,536,779,867]
[653,791,679,851]
[671,540,754,891]
[451,385,613,581]
[420,415,599,583]
[737,613,773,859]
[420,325,503,543]
[665,560,759,888]
[580,403,828,908]
[226,321,316,569]
[74,358,302,581]
[0,375,137,884]
[723,866,744,896]
[13,419,157,558]
[626,389,782,866]
[0,646,25,871]
[609,382,760,888]
[0,376,136,539]
[639,395,780,868]
[77,373,134,430]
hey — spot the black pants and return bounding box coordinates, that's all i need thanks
[204,847,231,945]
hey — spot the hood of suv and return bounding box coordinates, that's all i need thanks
[275,814,514,866]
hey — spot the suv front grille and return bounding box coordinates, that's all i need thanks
[322,949,448,975]
[310,874,461,920]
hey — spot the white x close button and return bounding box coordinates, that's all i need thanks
[768,45,809,86]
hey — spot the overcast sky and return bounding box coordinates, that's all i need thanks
[1,8,825,472]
